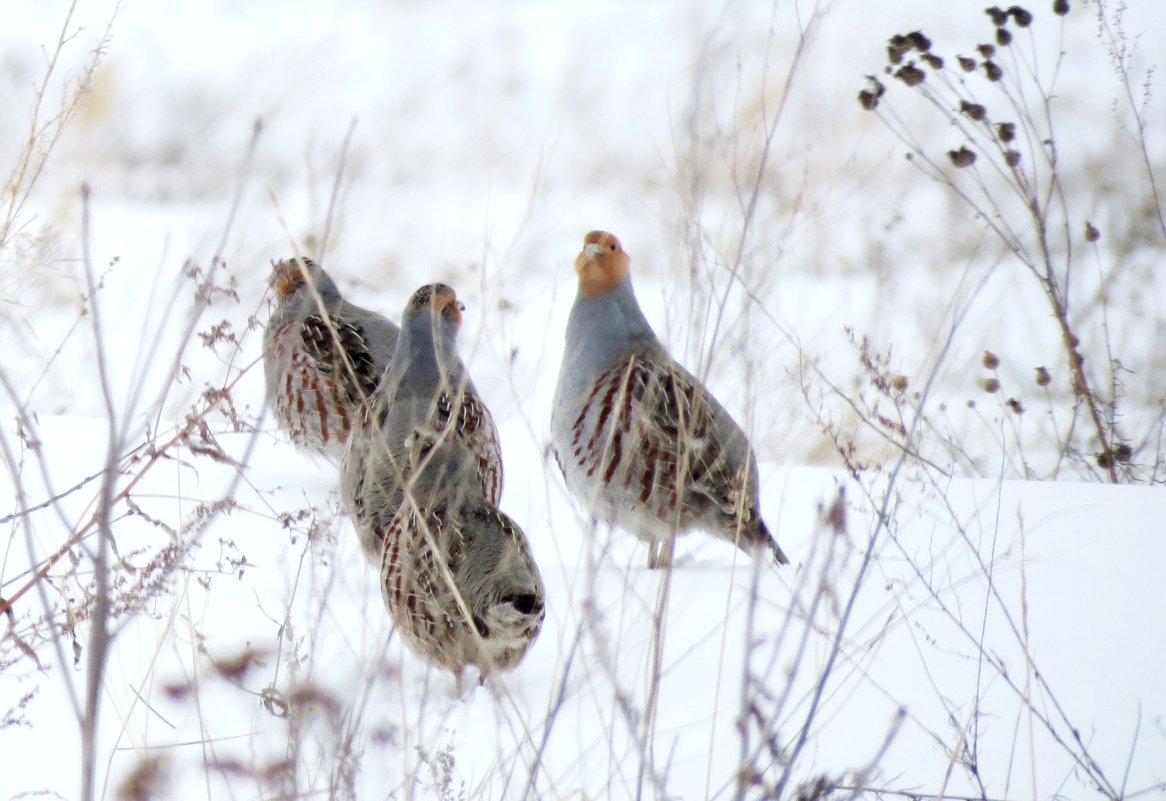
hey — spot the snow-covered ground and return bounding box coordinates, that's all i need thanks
[2,1,1164,799]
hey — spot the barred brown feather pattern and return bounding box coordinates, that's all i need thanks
[564,355,784,562]
[382,505,458,658]
[570,357,717,515]
[267,312,383,459]
[269,322,349,453]
[430,389,503,506]
[380,498,544,678]
[300,314,380,404]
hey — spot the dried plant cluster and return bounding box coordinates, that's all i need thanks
[850,2,1164,483]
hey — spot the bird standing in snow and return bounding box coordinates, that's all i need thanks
[342,284,541,685]
[551,231,788,568]
[264,256,400,463]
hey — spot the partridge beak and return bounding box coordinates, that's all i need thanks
[582,242,603,259]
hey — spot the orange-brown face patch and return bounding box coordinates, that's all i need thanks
[271,260,307,298]
[430,286,464,328]
[576,230,630,298]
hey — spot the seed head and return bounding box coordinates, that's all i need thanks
[958,55,977,72]
[922,53,944,70]
[985,6,1009,26]
[1053,0,1070,16]
[996,121,1016,142]
[858,77,886,110]
[907,30,933,51]
[1009,6,1034,26]
[894,62,926,87]
[996,27,1013,46]
[948,146,977,168]
[1097,443,1132,469]
[1004,149,1021,167]
[892,374,909,393]
[982,351,1000,369]
[1035,366,1051,386]
[888,35,912,64]
[1085,221,1100,242]
[977,43,997,58]
[960,100,987,121]
[1006,398,1024,414]
[980,377,1001,393]
[984,60,1004,81]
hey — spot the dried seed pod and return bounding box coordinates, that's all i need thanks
[1096,445,1130,469]
[996,121,1016,141]
[984,60,1004,81]
[907,30,932,51]
[894,62,926,86]
[1053,0,1070,16]
[958,55,977,72]
[892,375,909,393]
[977,43,997,58]
[996,27,1013,45]
[985,6,1009,26]
[948,146,977,167]
[982,351,1000,369]
[1009,6,1034,26]
[960,100,987,121]
[922,53,944,69]
[980,377,1001,393]
[1035,366,1051,386]
[888,34,912,64]
[1085,221,1100,241]
[858,77,885,110]
[1006,398,1024,414]
[1004,150,1021,167]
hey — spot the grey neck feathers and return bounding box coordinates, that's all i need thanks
[565,277,659,370]
[390,309,465,392]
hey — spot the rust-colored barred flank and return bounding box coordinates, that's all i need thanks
[565,356,785,564]
[263,257,399,461]
[269,315,381,453]
[380,496,545,682]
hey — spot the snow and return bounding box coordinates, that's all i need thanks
[2,1,1165,799]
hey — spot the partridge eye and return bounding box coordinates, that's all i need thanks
[608,243,617,251]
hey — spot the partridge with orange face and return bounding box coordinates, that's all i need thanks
[264,256,399,462]
[551,231,787,568]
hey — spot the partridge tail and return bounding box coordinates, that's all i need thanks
[743,516,788,566]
